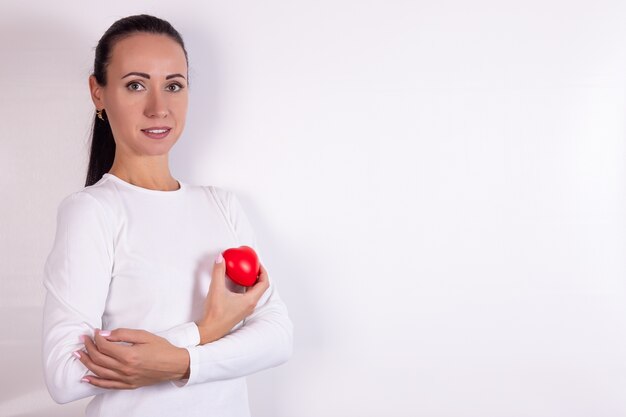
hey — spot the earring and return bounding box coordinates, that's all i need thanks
[96,108,105,121]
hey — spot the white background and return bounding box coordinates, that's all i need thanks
[1,1,626,416]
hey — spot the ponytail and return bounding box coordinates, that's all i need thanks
[85,109,116,187]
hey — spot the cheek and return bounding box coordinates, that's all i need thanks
[111,111,137,134]
[112,99,142,122]
[171,98,188,124]
[172,96,188,112]
[107,107,141,141]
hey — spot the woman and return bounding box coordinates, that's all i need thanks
[41,14,294,417]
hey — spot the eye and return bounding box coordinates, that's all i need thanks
[126,82,145,91]
[167,83,184,92]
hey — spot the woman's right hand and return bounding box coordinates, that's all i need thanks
[194,252,270,345]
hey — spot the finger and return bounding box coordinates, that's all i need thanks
[254,263,269,288]
[92,328,137,359]
[81,336,127,380]
[102,328,149,345]
[245,263,270,299]
[84,333,126,369]
[82,374,135,390]
[258,262,268,279]
[210,251,226,290]
[257,263,270,285]
[77,348,126,381]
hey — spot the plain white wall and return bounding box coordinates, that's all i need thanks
[1,1,626,416]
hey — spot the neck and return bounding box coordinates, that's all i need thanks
[108,158,179,192]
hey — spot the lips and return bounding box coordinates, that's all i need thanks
[141,127,172,139]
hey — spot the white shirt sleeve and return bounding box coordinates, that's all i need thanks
[41,192,202,404]
[170,188,294,388]
[41,191,115,404]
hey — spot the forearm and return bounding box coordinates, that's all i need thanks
[144,324,195,381]
[188,306,292,383]
[151,322,197,381]
[155,321,201,348]
[171,285,293,387]
[194,319,243,346]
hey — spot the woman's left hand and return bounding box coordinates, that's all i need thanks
[75,328,189,390]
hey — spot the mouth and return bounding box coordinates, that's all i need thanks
[141,127,172,139]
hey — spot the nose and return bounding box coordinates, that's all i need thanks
[144,89,168,118]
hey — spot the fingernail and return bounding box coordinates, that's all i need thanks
[73,350,81,359]
[99,330,111,337]
[79,335,86,343]
[81,377,90,383]
[215,252,224,264]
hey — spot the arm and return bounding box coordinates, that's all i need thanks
[41,192,196,403]
[170,187,294,388]
[41,191,114,404]
[152,321,201,348]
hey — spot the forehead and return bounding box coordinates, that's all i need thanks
[108,32,187,76]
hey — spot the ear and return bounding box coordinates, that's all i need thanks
[88,75,105,109]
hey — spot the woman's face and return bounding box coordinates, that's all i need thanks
[89,33,188,158]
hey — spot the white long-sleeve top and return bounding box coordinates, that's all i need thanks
[41,173,293,417]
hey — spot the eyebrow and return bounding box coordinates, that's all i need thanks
[121,72,186,80]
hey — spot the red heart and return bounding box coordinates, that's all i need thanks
[222,245,260,287]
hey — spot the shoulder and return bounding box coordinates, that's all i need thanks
[65,175,126,223]
[57,189,103,214]
[55,189,114,235]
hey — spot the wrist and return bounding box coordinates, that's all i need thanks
[176,347,190,380]
[198,325,215,345]
[194,320,219,345]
